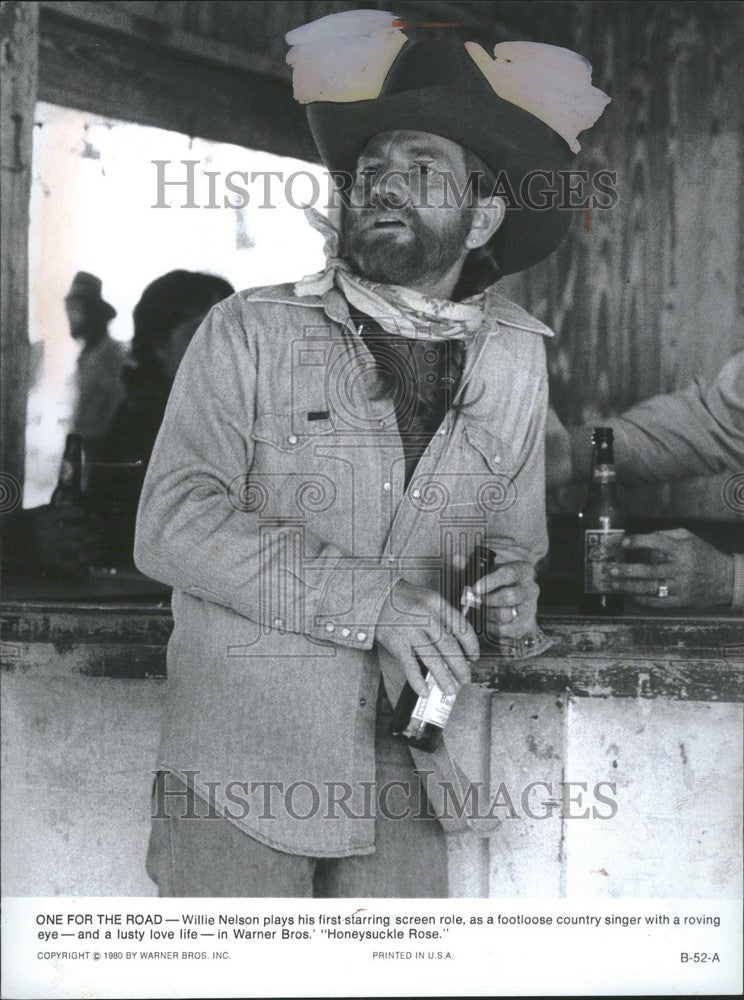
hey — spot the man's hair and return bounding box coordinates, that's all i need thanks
[451,148,501,301]
[130,270,234,372]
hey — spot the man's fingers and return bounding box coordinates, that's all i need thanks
[488,605,520,625]
[623,532,683,555]
[430,631,472,686]
[412,643,458,696]
[442,603,480,663]
[634,594,685,609]
[609,578,668,596]
[473,563,528,596]
[400,651,429,698]
[609,563,669,581]
[483,585,523,608]
[425,610,473,685]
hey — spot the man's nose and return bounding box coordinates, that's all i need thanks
[370,169,410,210]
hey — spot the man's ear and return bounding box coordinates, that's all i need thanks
[465,196,506,249]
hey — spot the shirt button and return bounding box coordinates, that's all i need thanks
[273,617,283,628]
[324,622,335,633]
[340,627,351,638]
[438,427,447,435]
[356,631,367,642]
[493,454,501,464]
[359,697,367,707]
[412,488,421,499]
[383,482,392,492]
[287,434,298,445]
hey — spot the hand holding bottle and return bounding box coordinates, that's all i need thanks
[468,560,539,629]
[376,580,480,698]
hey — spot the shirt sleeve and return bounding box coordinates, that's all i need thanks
[569,351,744,483]
[484,366,552,659]
[133,301,399,651]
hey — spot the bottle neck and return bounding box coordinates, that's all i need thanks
[459,545,496,622]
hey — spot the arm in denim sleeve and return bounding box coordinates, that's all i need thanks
[569,351,744,483]
[485,367,551,657]
[134,301,398,650]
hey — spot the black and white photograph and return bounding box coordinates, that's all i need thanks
[1,1,742,997]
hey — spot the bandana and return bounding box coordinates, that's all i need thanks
[294,207,487,341]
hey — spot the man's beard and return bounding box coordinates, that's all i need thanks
[340,207,471,287]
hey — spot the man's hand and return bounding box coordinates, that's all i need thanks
[608,528,735,609]
[473,560,539,629]
[376,580,480,697]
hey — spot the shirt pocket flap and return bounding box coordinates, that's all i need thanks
[463,421,515,473]
[251,410,335,453]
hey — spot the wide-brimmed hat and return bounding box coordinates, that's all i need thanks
[287,15,609,276]
[65,271,116,320]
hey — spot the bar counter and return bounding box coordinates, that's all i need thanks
[2,575,741,899]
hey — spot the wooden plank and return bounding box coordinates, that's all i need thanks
[2,602,742,699]
[0,0,38,495]
[476,655,743,703]
[40,1,291,81]
[37,5,316,162]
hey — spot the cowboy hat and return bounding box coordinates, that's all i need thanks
[65,271,117,320]
[289,20,609,276]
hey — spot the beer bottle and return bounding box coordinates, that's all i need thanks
[580,427,625,615]
[51,433,84,507]
[391,544,496,752]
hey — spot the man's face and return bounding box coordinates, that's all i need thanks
[65,298,94,340]
[340,130,475,287]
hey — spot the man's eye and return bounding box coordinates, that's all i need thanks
[413,162,438,180]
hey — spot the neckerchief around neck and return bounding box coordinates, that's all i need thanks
[294,207,487,341]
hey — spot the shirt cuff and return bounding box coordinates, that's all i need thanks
[309,558,401,651]
[732,554,744,611]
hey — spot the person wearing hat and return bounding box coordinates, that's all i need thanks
[135,12,610,897]
[65,270,125,443]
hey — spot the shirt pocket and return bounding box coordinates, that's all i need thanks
[458,419,519,515]
[247,410,339,521]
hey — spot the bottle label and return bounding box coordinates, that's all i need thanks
[407,673,456,732]
[592,464,617,482]
[584,529,625,593]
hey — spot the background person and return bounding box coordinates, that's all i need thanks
[64,271,125,444]
[4,271,234,577]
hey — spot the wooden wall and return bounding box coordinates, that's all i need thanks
[495,1,744,519]
[496,1,744,412]
[0,1,37,497]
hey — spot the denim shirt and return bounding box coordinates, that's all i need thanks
[134,281,552,856]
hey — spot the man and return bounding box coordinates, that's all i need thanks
[64,271,125,443]
[546,352,743,610]
[135,20,609,896]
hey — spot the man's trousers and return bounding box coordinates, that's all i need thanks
[145,687,448,897]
